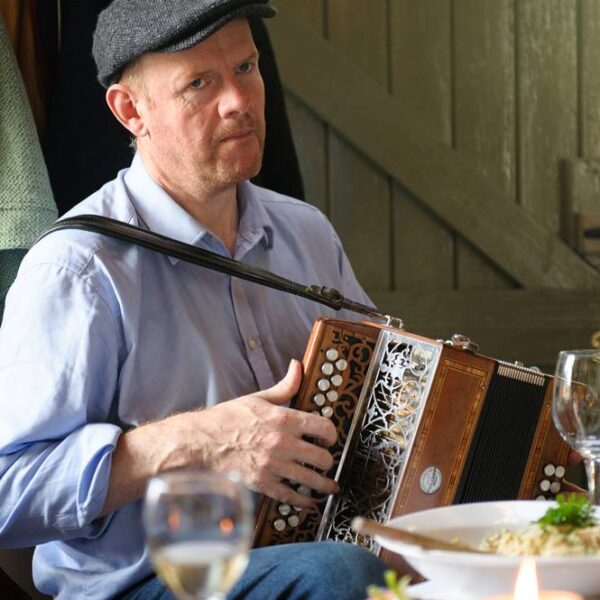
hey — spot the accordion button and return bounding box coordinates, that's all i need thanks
[321,406,334,418]
[335,359,348,371]
[555,465,566,479]
[313,394,326,406]
[330,374,343,387]
[539,479,551,492]
[278,504,292,516]
[550,481,561,494]
[274,519,286,531]
[326,348,339,361]
[317,378,331,391]
[536,495,547,501]
[543,464,556,477]
[326,390,338,402]
[321,363,334,376]
[287,515,300,527]
[297,485,311,496]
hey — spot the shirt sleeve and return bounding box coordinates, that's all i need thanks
[0,260,123,547]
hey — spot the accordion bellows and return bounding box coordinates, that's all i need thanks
[254,318,570,558]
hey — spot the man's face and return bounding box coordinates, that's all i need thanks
[132,19,266,195]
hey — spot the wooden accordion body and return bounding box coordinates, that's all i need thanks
[254,318,570,557]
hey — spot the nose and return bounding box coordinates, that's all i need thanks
[218,78,251,118]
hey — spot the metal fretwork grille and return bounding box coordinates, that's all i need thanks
[317,330,442,551]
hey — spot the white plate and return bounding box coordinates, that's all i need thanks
[377,500,600,598]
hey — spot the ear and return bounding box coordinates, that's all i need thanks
[105,83,148,138]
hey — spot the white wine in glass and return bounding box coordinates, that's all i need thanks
[553,350,600,504]
[143,470,254,600]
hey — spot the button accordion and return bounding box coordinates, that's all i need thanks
[254,318,570,560]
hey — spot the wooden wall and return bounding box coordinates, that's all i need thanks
[267,0,600,368]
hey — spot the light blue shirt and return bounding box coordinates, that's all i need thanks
[0,154,369,599]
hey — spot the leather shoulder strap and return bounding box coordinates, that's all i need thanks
[38,214,385,320]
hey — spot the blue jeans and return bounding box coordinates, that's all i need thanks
[119,541,387,600]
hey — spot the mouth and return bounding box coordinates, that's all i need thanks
[220,127,255,142]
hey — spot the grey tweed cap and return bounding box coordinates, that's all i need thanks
[93,0,276,88]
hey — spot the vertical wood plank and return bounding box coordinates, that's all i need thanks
[517,0,578,234]
[284,93,328,212]
[453,0,517,289]
[326,0,391,291]
[580,0,600,157]
[274,1,328,211]
[389,0,454,292]
[284,0,323,30]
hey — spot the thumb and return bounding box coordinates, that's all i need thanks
[260,359,303,405]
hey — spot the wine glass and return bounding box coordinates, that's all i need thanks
[553,349,600,504]
[143,470,254,600]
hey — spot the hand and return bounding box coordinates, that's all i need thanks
[166,359,339,508]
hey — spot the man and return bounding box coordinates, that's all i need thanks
[0,1,388,598]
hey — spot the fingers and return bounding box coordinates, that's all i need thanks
[259,359,303,405]
[256,464,339,509]
[295,411,338,447]
[263,480,319,510]
[280,436,336,472]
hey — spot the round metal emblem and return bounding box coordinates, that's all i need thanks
[420,466,442,495]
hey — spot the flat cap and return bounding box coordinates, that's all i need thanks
[93,0,276,88]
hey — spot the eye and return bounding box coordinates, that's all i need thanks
[237,61,254,74]
[189,78,207,89]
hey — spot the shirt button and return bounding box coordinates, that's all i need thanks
[248,338,257,350]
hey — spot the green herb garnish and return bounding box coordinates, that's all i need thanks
[536,494,597,528]
[366,570,411,600]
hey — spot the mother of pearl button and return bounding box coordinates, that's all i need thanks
[321,363,334,376]
[330,374,343,387]
[317,378,331,391]
[321,406,334,418]
[325,348,339,361]
[313,393,326,406]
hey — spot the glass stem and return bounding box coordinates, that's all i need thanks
[584,458,600,504]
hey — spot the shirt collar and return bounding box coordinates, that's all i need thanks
[123,154,275,263]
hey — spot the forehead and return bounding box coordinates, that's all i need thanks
[139,19,256,77]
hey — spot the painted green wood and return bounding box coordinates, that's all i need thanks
[517,0,578,234]
[580,0,600,157]
[369,289,600,367]
[266,6,600,289]
[562,157,600,256]
[453,0,516,290]
[277,0,326,212]
[284,93,328,212]
[326,0,391,292]
[283,0,323,30]
[389,0,454,292]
